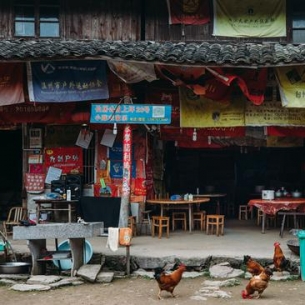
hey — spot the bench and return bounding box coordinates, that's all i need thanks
[278,211,305,238]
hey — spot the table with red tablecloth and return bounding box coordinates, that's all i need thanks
[248,198,305,233]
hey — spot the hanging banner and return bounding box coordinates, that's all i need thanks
[180,87,245,127]
[160,126,245,141]
[0,103,75,124]
[267,126,305,137]
[44,147,83,174]
[166,0,210,25]
[213,0,286,37]
[245,100,305,126]
[206,68,267,105]
[275,66,305,108]
[90,104,172,124]
[27,60,109,102]
[0,63,24,106]
[107,61,157,83]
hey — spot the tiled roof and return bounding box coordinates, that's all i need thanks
[1,39,305,66]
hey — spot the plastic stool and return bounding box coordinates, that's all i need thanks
[151,216,170,239]
[206,214,225,236]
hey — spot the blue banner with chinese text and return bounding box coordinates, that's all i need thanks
[90,104,172,124]
[27,60,109,102]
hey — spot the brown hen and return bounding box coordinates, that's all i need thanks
[242,267,273,299]
[243,255,264,276]
[153,263,186,300]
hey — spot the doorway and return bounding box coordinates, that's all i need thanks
[0,129,23,220]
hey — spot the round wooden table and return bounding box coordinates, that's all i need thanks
[146,198,210,233]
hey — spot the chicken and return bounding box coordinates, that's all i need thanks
[273,241,290,272]
[153,263,186,300]
[242,267,273,299]
[243,255,264,276]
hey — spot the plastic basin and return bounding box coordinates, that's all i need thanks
[53,239,93,270]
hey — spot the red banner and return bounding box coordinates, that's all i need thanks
[166,0,210,25]
[267,126,305,137]
[160,126,245,141]
[0,103,75,124]
[206,68,268,105]
[44,147,83,174]
[0,63,24,106]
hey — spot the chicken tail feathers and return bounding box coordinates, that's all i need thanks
[241,290,252,299]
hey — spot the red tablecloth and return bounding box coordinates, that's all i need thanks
[248,198,305,215]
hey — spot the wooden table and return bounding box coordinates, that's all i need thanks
[194,194,227,214]
[248,197,305,233]
[146,198,210,233]
[34,199,79,223]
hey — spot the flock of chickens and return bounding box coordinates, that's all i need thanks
[153,242,292,300]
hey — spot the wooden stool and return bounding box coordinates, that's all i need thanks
[239,205,250,220]
[257,209,276,228]
[206,214,225,236]
[128,216,137,237]
[192,211,206,231]
[151,216,170,238]
[171,212,187,231]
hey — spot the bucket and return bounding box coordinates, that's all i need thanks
[119,227,132,246]
[298,230,305,281]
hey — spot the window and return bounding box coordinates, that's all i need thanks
[291,0,305,43]
[14,0,60,38]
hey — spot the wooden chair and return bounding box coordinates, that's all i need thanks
[192,211,206,231]
[2,206,27,237]
[151,216,170,238]
[139,210,152,235]
[239,205,252,220]
[128,216,137,237]
[171,211,187,231]
[206,214,225,236]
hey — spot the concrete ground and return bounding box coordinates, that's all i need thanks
[3,218,301,263]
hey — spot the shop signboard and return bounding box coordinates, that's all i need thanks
[90,104,172,124]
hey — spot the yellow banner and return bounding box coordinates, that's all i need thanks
[213,0,286,37]
[180,87,245,127]
[245,100,305,126]
[275,66,305,108]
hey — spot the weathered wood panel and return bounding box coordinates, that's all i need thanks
[144,0,288,43]
[0,1,12,38]
[62,0,141,40]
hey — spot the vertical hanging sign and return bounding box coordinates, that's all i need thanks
[122,125,132,197]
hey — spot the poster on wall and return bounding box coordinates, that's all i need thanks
[44,147,83,175]
[275,66,305,108]
[180,87,245,127]
[109,160,136,179]
[245,100,305,126]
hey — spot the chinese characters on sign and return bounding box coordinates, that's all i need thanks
[90,104,172,124]
[245,100,305,126]
[44,147,83,174]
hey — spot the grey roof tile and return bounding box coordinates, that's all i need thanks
[0,39,305,67]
